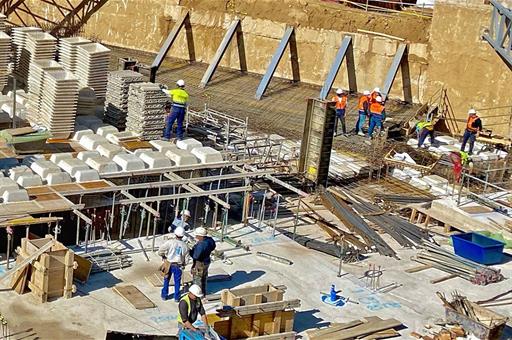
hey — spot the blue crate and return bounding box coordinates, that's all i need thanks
[451,232,505,265]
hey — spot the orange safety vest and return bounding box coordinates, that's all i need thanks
[370,102,385,116]
[466,115,479,133]
[358,95,369,111]
[332,95,347,110]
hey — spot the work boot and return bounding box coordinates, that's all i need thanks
[357,131,364,136]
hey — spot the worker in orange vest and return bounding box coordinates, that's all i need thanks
[367,96,386,138]
[460,109,482,155]
[355,90,371,136]
[370,87,381,104]
[331,88,348,136]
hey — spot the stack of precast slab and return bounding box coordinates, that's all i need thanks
[12,27,42,77]
[58,36,91,74]
[16,31,57,86]
[103,70,143,129]
[75,43,110,100]
[0,31,10,91]
[126,82,168,140]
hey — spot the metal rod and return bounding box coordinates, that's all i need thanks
[292,198,301,241]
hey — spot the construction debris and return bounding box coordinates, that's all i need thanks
[307,316,403,340]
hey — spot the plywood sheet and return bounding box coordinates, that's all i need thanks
[49,183,82,192]
[74,254,92,283]
[460,205,494,214]
[113,285,155,309]
[26,186,55,195]
[79,180,112,189]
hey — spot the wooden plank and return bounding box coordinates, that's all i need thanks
[459,205,494,214]
[430,274,457,284]
[307,320,364,338]
[233,299,301,316]
[405,264,432,273]
[360,328,400,339]
[328,319,402,340]
[113,285,155,309]
[73,254,92,283]
[145,272,165,287]
[10,256,29,294]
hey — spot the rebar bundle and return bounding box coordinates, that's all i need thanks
[82,249,132,274]
[415,241,504,285]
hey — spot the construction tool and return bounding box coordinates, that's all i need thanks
[256,251,293,265]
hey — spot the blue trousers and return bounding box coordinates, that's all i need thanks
[357,110,367,133]
[367,115,383,137]
[461,129,477,154]
[163,105,186,140]
[161,264,182,301]
[335,109,346,135]
[418,128,434,147]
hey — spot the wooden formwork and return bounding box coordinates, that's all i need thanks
[221,283,285,307]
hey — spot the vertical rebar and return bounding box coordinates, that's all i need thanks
[272,194,280,237]
[293,198,301,241]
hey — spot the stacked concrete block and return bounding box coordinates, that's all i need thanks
[165,149,198,166]
[19,32,57,88]
[17,173,43,187]
[75,43,111,100]
[77,150,100,162]
[30,159,62,179]
[150,140,178,154]
[139,151,172,169]
[191,147,223,164]
[0,178,19,195]
[50,152,74,164]
[85,156,119,175]
[104,70,144,129]
[58,36,91,74]
[47,172,72,185]
[58,158,90,177]
[134,148,152,157]
[3,189,29,203]
[75,169,100,182]
[26,60,64,125]
[38,69,80,137]
[12,27,42,77]
[72,129,94,141]
[126,82,168,140]
[112,153,145,171]
[96,143,124,159]
[0,14,6,32]
[177,138,202,152]
[0,32,10,91]
[79,134,108,150]
[77,87,97,116]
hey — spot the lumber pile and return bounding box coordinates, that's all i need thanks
[103,70,143,129]
[126,82,168,140]
[411,325,465,340]
[211,284,298,339]
[307,316,403,339]
[414,241,504,285]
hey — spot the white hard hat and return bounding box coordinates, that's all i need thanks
[174,226,185,238]
[363,90,370,96]
[182,209,191,217]
[468,108,477,115]
[188,284,203,297]
[176,79,185,87]
[194,227,207,237]
[376,96,383,103]
[373,87,381,93]
[336,88,344,95]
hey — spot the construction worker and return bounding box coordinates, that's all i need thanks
[416,119,435,148]
[331,88,348,136]
[177,284,209,333]
[163,79,189,141]
[355,90,371,136]
[367,96,386,138]
[169,209,192,233]
[461,108,482,155]
[449,151,472,182]
[158,226,189,302]
[191,227,216,295]
[370,87,381,103]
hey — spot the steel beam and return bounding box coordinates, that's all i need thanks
[199,19,247,88]
[255,26,299,100]
[150,12,194,83]
[319,36,357,100]
[483,0,512,69]
[121,191,160,217]
[164,173,230,209]
[381,43,411,102]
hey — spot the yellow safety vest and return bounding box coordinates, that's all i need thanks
[417,121,433,131]
[168,88,189,106]
[177,294,191,325]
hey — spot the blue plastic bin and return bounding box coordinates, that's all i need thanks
[451,232,505,265]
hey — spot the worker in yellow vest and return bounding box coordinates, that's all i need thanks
[163,79,189,141]
[416,120,435,148]
[177,284,209,334]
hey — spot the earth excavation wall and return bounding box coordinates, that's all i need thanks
[14,0,512,136]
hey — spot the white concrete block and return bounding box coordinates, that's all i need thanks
[9,166,31,181]
[30,160,61,179]
[17,174,43,187]
[46,172,72,185]
[176,138,202,152]
[96,143,124,159]
[0,178,19,195]
[58,158,90,177]
[409,177,431,190]
[77,150,100,162]
[72,129,94,141]
[403,167,422,178]
[112,153,146,171]
[435,135,458,145]
[496,150,508,159]
[2,189,29,202]
[191,147,223,164]
[139,151,172,169]
[165,149,198,166]
[149,140,178,153]
[422,175,449,187]
[407,138,419,148]
[391,168,410,181]
[75,169,100,182]
[79,134,109,151]
[133,148,153,157]
[85,156,119,174]
[96,125,118,137]
[50,152,74,164]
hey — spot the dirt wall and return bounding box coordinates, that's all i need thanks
[14,0,430,102]
[426,0,512,136]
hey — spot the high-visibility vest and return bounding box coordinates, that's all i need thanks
[177,294,191,324]
[460,151,470,165]
[417,121,434,131]
[370,102,385,116]
[358,95,369,111]
[332,95,347,110]
[466,115,479,133]
[168,88,189,106]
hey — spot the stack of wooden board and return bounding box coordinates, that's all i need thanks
[211,284,299,339]
[307,316,403,340]
[103,70,143,129]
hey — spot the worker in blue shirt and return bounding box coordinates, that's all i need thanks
[191,227,216,295]
[168,209,192,233]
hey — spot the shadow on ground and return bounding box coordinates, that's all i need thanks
[208,270,265,293]
[293,309,330,333]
